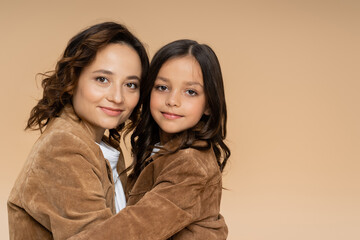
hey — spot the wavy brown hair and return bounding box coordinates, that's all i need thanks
[130,39,230,178]
[26,22,149,144]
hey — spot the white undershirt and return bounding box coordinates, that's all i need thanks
[151,143,161,156]
[98,141,126,213]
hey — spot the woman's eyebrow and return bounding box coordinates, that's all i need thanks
[92,69,113,75]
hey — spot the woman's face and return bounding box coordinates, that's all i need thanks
[72,43,142,142]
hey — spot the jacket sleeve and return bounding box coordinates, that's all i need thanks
[68,150,210,240]
[21,131,114,240]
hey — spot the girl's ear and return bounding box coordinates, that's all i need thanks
[204,106,211,116]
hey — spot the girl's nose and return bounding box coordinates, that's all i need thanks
[165,90,181,107]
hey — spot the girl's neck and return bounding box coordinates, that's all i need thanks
[159,131,174,145]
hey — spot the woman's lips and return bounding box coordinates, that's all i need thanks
[100,107,123,116]
[161,112,182,120]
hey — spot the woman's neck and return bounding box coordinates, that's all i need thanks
[80,121,105,143]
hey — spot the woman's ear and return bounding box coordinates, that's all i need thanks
[65,85,75,95]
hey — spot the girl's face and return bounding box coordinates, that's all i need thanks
[150,55,209,141]
[72,43,142,142]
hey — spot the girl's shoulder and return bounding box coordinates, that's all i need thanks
[178,145,219,172]
[154,141,221,178]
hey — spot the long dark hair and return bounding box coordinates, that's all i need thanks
[130,39,230,178]
[26,22,149,144]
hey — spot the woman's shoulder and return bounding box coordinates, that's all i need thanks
[41,117,93,148]
[10,113,105,201]
[41,106,97,147]
[30,114,102,168]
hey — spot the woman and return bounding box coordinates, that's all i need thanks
[8,22,149,239]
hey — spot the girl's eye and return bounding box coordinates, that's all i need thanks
[155,85,168,91]
[186,89,198,96]
[126,82,138,89]
[95,77,109,83]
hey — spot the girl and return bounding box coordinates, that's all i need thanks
[127,39,231,239]
[8,22,149,239]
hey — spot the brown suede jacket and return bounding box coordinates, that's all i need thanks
[8,105,126,239]
[125,140,228,239]
[8,105,227,239]
[67,139,228,240]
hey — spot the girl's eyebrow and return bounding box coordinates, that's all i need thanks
[156,76,169,82]
[128,76,141,81]
[186,81,203,87]
[156,76,203,87]
[93,69,140,80]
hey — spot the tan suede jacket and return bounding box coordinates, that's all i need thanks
[8,105,126,239]
[67,140,228,240]
[126,140,228,239]
[9,105,227,239]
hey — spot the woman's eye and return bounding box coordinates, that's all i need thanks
[95,77,109,83]
[186,89,198,96]
[126,82,138,89]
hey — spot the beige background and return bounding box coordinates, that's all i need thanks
[1,0,359,239]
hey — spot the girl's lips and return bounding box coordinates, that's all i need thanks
[100,107,123,116]
[161,112,182,120]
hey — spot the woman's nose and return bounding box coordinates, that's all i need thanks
[107,84,123,104]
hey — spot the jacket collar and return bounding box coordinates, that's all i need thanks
[57,104,127,186]
[58,104,97,141]
[154,135,210,158]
